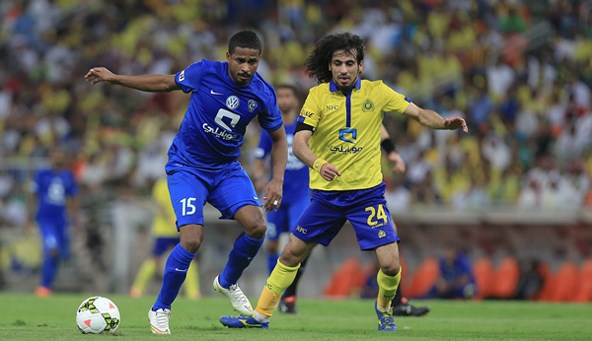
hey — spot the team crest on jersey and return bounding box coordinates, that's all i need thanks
[248,99,258,112]
[362,99,374,112]
[226,95,240,110]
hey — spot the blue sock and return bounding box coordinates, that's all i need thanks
[219,232,263,288]
[267,252,279,275]
[40,252,58,288]
[153,244,196,310]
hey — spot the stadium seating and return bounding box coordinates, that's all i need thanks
[472,258,495,300]
[548,261,579,302]
[572,259,592,302]
[407,257,439,298]
[323,257,362,298]
[491,256,520,299]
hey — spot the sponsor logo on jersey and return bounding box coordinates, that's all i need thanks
[329,145,364,154]
[226,95,240,110]
[338,128,357,144]
[202,123,238,140]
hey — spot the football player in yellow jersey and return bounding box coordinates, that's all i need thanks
[220,32,467,332]
[130,177,201,299]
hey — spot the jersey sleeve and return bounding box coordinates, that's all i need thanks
[254,131,272,160]
[65,171,78,197]
[298,88,322,128]
[175,61,204,93]
[381,82,411,114]
[257,86,283,132]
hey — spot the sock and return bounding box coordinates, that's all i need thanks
[267,252,279,275]
[184,260,201,299]
[283,255,309,298]
[40,252,58,288]
[377,267,401,311]
[131,259,157,295]
[153,244,196,310]
[255,260,300,319]
[219,232,263,288]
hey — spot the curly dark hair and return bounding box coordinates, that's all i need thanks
[304,32,365,84]
[228,30,263,55]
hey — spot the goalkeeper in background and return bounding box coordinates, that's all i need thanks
[130,177,201,300]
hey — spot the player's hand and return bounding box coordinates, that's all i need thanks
[84,67,116,85]
[444,117,468,133]
[387,151,406,174]
[320,163,341,181]
[263,178,283,212]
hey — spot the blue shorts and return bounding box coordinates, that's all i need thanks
[37,217,69,259]
[266,194,310,241]
[167,161,260,227]
[152,237,180,256]
[293,183,399,251]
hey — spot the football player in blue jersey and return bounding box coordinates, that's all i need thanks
[220,32,466,332]
[85,30,288,334]
[28,148,79,297]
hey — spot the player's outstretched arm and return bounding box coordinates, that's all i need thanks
[402,102,468,133]
[84,67,179,92]
[264,126,288,212]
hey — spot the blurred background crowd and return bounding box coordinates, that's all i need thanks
[0,0,591,298]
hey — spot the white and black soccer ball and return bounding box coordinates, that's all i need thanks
[76,296,121,334]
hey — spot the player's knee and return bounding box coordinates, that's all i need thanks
[181,237,202,253]
[244,218,266,239]
[380,263,401,277]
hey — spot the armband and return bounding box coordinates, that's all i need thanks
[313,158,327,173]
[381,139,396,153]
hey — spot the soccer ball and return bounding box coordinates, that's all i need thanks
[75,296,121,334]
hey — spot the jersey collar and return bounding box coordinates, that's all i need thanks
[329,77,362,93]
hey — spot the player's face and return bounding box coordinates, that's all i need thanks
[329,49,363,91]
[276,87,298,114]
[226,47,261,86]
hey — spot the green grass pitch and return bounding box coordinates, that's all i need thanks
[1,293,591,340]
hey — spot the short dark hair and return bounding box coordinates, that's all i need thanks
[228,30,263,55]
[275,83,302,102]
[305,32,365,84]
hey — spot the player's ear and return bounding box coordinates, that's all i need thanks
[358,61,364,74]
[226,51,231,61]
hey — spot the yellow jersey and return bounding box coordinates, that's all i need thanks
[299,79,410,191]
[152,177,178,237]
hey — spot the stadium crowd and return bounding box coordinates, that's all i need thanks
[0,0,591,289]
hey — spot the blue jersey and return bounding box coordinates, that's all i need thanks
[33,169,77,222]
[255,119,309,204]
[166,59,283,171]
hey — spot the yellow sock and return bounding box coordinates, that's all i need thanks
[131,259,157,295]
[184,261,201,299]
[255,260,300,319]
[377,267,401,310]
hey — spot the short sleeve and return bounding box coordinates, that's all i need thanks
[298,89,322,128]
[381,82,411,114]
[257,86,283,132]
[175,61,204,93]
[65,171,78,197]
